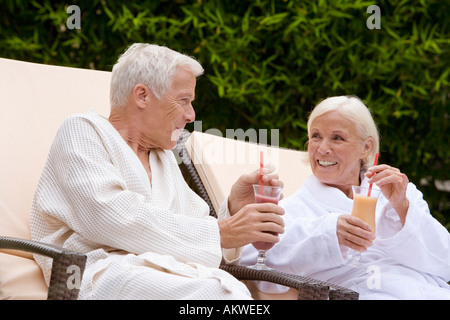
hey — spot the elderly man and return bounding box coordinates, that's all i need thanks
[30,43,284,299]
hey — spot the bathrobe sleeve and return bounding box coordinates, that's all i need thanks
[375,183,450,280]
[274,197,348,274]
[33,115,222,267]
[218,198,242,264]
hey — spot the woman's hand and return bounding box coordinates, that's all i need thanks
[365,164,409,225]
[227,163,284,216]
[337,215,375,252]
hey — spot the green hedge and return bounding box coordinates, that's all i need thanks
[1,0,449,228]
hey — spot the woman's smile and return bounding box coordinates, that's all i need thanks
[317,160,338,167]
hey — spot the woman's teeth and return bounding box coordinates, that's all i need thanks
[318,160,337,167]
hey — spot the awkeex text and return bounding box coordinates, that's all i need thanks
[179,304,270,317]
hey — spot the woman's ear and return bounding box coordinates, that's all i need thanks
[362,137,374,159]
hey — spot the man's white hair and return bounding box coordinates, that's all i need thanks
[307,95,380,171]
[110,43,204,108]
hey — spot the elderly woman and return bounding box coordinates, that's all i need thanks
[241,95,450,299]
[30,43,284,300]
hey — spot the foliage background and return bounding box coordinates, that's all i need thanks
[1,0,449,229]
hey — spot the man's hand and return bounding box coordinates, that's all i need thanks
[219,202,285,249]
[228,163,284,216]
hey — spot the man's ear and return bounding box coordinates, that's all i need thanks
[132,84,151,109]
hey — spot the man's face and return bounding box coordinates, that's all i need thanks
[143,66,196,150]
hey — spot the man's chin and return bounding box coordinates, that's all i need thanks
[171,128,184,141]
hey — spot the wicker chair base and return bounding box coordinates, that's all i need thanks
[220,264,358,300]
[0,236,87,300]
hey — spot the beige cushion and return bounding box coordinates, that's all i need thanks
[243,281,298,300]
[0,200,32,258]
[185,131,312,213]
[0,58,111,224]
[0,58,111,299]
[0,253,48,300]
[0,200,47,299]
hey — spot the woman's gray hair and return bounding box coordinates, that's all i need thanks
[307,95,380,171]
[110,43,204,108]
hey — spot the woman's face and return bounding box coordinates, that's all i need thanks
[308,111,372,195]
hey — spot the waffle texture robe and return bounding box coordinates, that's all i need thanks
[30,111,250,300]
[241,174,450,299]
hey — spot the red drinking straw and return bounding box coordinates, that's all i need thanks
[260,151,264,195]
[367,152,379,197]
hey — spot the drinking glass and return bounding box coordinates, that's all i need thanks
[247,184,283,270]
[350,185,381,267]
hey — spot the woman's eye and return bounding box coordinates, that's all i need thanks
[333,135,344,141]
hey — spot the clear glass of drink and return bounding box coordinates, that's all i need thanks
[248,184,283,270]
[350,185,382,267]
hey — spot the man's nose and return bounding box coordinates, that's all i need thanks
[185,103,195,123]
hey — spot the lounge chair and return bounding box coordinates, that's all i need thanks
[0,58,358,300]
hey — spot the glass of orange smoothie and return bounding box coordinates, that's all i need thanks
[350,185,381,267]
[248,184,283,270]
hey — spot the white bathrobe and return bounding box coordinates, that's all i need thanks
[241,174,450,299]
[30,111,250,300]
